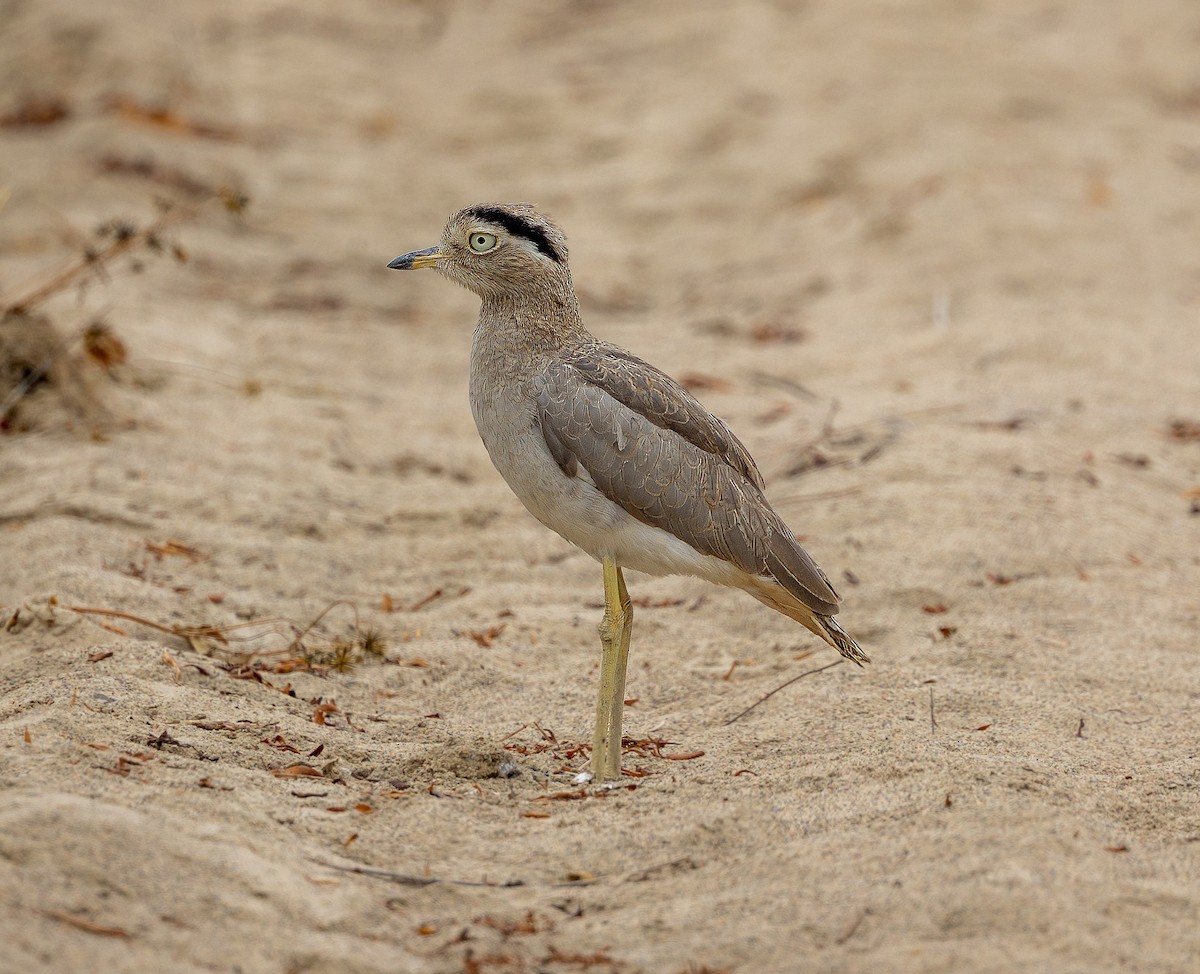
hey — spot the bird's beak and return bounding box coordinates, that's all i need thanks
[387,246,446,270]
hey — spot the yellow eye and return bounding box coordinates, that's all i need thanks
[468,232,498,253]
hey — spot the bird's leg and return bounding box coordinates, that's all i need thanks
[591,557,633,781]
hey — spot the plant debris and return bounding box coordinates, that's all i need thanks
[1,188,248,435]
[725,659,844,724]
[42,910,131,938]
[66,599,388,673]
[501,722,702,777]
[678,372,733,393]
[104,93,241,141]
[1,95,70,128]
[469,624,506,648]
[0,310,113,433]
[1166,418,1200,442]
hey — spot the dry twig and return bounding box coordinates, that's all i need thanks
[725,659,843,724]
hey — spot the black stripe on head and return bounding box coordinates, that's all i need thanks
[465,206,563,263]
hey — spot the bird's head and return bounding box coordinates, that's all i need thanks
[388,203,571,302]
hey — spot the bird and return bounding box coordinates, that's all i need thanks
[388,203,867,782]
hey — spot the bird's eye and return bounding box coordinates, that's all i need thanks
[468,232,498,253]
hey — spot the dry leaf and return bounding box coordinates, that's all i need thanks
[679,372,733,392]
[43,910,131,938]
[82,321,128,369]
[161,651,183,681]
[145,539,205,561]
[1,95,70,128]
[469,624,506,648]
[106,93,239,141]
[1166,419,1200,442]
[750,321,806,344]
[408,588,444,611]
[261,735,300,753]
[272,764,323,778]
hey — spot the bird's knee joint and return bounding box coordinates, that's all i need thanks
[598,605,630,641]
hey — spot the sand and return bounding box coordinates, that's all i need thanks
[2,1,1199,972]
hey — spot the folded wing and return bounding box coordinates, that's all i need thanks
[534,346,841,617]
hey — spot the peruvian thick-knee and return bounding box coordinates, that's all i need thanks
[388,202,867,781]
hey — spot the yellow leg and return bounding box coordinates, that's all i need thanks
[591,557,632,781]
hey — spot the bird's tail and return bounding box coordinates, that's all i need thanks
[744,582,870,666]
[816,614,870,667]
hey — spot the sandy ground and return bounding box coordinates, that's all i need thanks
[2,1,1200,972]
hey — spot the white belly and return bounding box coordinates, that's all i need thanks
[471,388,746,587]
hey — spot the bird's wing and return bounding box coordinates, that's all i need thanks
[534,357,841,615]
[564,343,767,492]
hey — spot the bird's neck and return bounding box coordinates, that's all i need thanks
[476,285,589,355]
